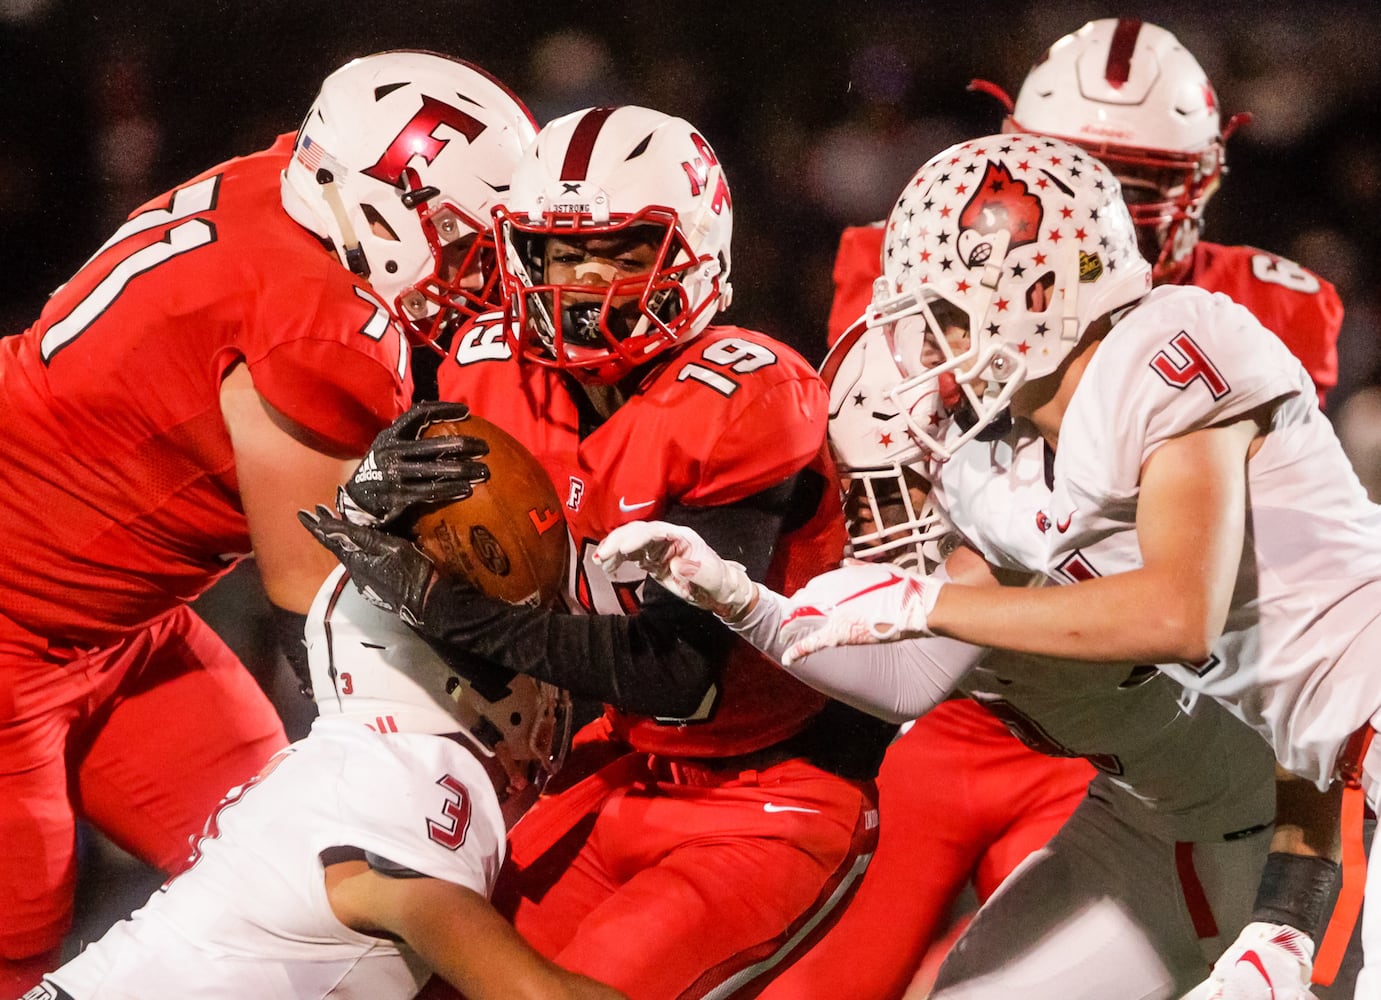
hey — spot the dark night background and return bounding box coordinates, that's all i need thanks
[3,1,1378,394]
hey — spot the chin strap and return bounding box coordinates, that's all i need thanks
[965,78,1015,115]
[315,168,370,280]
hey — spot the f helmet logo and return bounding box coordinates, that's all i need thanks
[957,162,1043,269]
[363,95,488,188]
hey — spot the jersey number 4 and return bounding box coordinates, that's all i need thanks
[1149,331,1230,400]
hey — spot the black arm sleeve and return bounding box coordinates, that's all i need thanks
[412,472,814,718]
[270,603,312,698]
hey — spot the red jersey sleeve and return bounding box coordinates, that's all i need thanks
[249,336,410,455]
[826,224,886,347]
[1187,242,1343,406]
[688,376,831,506]
[663,328,832,507]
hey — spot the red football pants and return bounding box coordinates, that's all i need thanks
[496,751,879,1000]
[0,605,287,989]
[758,700,1095,1000]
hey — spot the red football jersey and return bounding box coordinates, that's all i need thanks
[1182,241,1342,405]
[825,223,886,345]
[438,318,846,757]
[826,226,1342,405]
[0,133,411,646]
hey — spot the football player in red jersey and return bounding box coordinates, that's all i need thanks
[305,105,893,1000]
[0,51,532,993]
[779,18,1347,1000]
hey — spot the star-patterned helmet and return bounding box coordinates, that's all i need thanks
[868,132,1151,444]
[819,320,949,569]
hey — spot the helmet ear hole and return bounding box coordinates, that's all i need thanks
[361,204,399,241]
[1026,272,1056,312]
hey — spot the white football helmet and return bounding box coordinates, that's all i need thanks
[867,132,1152,443]
[820,320,949,569]
[281,50,536,349]
[306,567,571,826]
[1009,19,1235,282]
[494,105,734,385]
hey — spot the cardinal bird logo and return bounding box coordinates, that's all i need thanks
[957,162,1043,269]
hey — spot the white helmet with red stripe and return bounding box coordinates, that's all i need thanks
[1010,19,1229,282]
[819,320,949,570]
[305,566,570,826]
[281,50,536,350]
[494,105,734,384]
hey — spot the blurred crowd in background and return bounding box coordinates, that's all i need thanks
[3,0,1377,395]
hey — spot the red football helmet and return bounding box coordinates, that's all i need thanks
[1004,19,1246,283]
[281,50,536,350]
[494,106,734,385]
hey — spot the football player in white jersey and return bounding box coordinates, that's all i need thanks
[598,319,1277,1000]
[23,567,623,1000]
[776,20,1348,999]
[804,317,1282,997]
[596,133,1381,999]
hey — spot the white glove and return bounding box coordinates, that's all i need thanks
[778,561,945,666]
[1180,922,1316,1000]
[594,520,756,621]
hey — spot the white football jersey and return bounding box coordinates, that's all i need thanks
[938,284,1381,785]
[48,723,507,1000]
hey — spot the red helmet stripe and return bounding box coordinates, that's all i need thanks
[561,107,618,181]
[819,318,871,390]
[1105,19,1143,88]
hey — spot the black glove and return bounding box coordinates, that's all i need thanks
[299,505,439,626]
[340,400,490,527]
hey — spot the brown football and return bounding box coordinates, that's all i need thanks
[409,415,568,608]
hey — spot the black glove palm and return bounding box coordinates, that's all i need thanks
[341,400,490,527]
[299,506,438,626]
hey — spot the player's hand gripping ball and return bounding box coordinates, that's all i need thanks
[408,415,568,608]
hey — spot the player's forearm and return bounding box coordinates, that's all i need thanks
[417,577,728,717]
[730,584,982,723]
[393,882,627,1000]
[928,567,1222,666]
[1271,767,1343,861]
